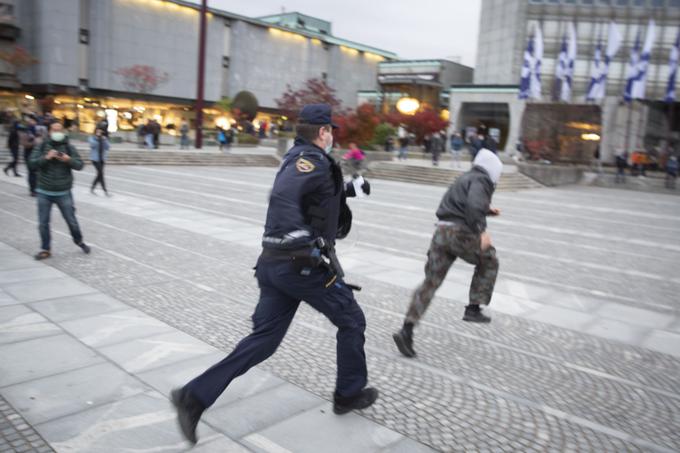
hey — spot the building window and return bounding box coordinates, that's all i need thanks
[79,29,89,45]
[616,0,629,5]
[598,0,611,4]
[321,72,327,81]
[0,3,14,17]
[651,0,664,5]
[581,0,594,4]
[671,0,680,6]
[222,56,230,68]
[633,0,646,5]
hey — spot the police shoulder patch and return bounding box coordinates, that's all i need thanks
[296,157,315,173]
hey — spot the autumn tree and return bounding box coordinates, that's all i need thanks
[0,45,37,70]
[275,78,343,120]
[334,103,381,147]
[114,65,169,94]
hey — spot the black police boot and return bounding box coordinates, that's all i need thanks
[170,387,205,445]
[463,304,491,323]
[392,322,416,358]
[333,387,379,415]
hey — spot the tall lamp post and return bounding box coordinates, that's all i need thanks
[195,0,207,148]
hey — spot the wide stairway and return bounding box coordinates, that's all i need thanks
[0,149,280,167]
[102,149,280,167]
[365,161,544,191]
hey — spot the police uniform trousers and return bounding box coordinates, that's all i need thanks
[184,256,368,409]
[406,223,499,325]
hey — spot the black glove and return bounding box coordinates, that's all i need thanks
[361,179,371,195]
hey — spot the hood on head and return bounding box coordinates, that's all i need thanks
[473,149,503,185]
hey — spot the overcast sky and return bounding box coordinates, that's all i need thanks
[188,0,482,67]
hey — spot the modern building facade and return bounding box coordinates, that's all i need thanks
[3,0,395,134]
[451,0,680,162]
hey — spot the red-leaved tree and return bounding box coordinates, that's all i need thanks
[115,65,169,94]
[0,45,38,70]
[275,78,343,120]
[334,103,381,147]
[385,108,448,144]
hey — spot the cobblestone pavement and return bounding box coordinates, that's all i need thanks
[0,395,53,453]
[1,165,679,452]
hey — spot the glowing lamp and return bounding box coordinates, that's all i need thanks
[396,97,419,115]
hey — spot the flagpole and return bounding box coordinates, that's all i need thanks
[624,101,633,155]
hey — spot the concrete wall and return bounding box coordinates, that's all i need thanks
[87,0,223,101]
[229,21,381,109]
[16,0,382,109]
[17,0,80,86]
[475,0,526,85]
[517,163,583,187]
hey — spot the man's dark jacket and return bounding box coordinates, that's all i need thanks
[28,138,84,192]
[435,166,494,234]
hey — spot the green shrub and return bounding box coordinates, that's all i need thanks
[372,123,396,146]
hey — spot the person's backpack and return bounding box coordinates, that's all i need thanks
[218,130,226,142]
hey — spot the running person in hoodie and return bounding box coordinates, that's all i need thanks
[392,149,502,358]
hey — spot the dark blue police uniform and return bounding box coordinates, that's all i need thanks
[179,105,371,420]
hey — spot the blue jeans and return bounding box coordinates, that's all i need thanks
[145,134,154,149]
[37,192,83,251]
[184,256,368,408]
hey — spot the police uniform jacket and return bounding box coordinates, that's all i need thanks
[262,137,355,250]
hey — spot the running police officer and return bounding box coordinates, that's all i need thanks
[393,149,502,358]
[171,104,376,445]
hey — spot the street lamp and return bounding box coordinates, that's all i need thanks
[396,97,419,115]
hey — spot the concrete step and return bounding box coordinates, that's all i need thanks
[0,150,281,168]
[366,162,543,191]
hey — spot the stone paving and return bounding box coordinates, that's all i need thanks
[0,165,679,452]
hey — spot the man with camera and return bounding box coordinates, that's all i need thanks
[171,104,376,445]
[29,122,90,260]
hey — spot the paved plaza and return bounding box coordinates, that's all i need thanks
[0,165,679,452]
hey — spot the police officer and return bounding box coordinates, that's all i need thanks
[171,104,376,445]
[393,149,502,358]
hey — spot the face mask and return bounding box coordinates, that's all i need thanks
[50,132,65,142]
[324,141,333,154]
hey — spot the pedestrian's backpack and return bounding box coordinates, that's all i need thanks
[218,130,226,142]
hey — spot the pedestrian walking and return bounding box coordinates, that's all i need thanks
[96,117,109,137]
[28,122,90,260]
[151,119,161,149]
[450,132,463,168]
[342,142,366,177]
[666,156,678,189]
[144,121,154,149]
[179,121,190,149]
[170,104,376,445]
[20,116,38,196]
[615,150,627,183]
[431,132,444,166]
[3,121,21,177]
[217,127,227,150]
[392,149,502,358]
[89,128,110,196]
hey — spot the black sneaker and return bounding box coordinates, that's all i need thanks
[333,387,379,415]
[78,243,91,254]
[463,304,491,323]
[170,388,204,445]
[392,323,416,358]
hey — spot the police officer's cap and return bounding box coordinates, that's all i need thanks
[298,104,338,129]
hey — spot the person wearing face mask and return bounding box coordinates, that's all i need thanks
[393,148,502,359]
[28,122,90,260]
[170,104,375,446]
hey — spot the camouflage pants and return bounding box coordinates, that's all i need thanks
[405,223,499,325]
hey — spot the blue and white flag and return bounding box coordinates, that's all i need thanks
[665,28,679,103]
[556,23,577,102]
[519,23,543,100]
[587,22,622,101]
[624,20,656,102]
